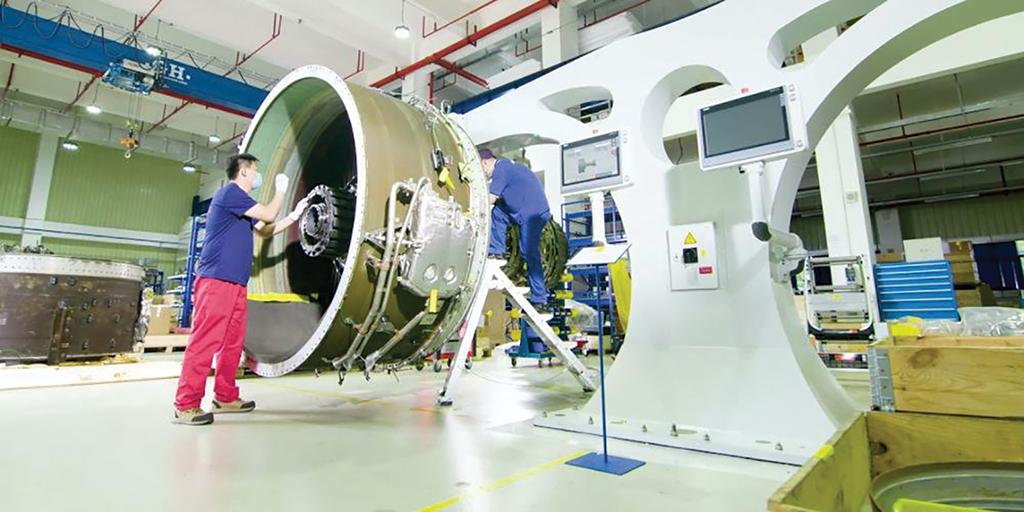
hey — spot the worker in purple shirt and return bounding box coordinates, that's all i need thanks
[172,153,308,426]
[479,148,552,310]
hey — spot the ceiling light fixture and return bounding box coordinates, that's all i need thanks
[394,0,410,39]
[182,164,197,173]
[61,140,80,151]
[85,104,102,115]
[145,46,163,57]
[208,134,222,144]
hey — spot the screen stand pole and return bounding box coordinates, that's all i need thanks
[741,161,767,226]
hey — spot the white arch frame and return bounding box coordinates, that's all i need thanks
[462,0,1024,464]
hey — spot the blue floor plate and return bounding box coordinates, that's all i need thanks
[566,452,646,475]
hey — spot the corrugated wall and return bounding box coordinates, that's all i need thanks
[42,237,180,276]
[791,193,1024,254]
[46,141,199,234]
[791,215,828,251]
[0,126,40,218]
[901,193,1024,240]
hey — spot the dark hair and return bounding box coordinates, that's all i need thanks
[226,153,259,179]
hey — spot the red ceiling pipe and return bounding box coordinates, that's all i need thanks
[860,112,1024,148]
[371,0,558,88]
[132,0,164,32]
[580,0,652,30]
[422,0,502,39]
[436,59,488,88]
[343,49,366,80]
[62,74,101,113]
[212,129,245,151]
[147,12,281,132]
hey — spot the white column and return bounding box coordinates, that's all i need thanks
[21,133,59,246]
[805,29,879,322]
[401,40,432,102]
[541,1,579,68]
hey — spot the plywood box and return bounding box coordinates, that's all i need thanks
[947,240,973,255]
[148,305,177,335]
[768,411,1024,511]
[875,252,903,263]
[871,335,1024,419]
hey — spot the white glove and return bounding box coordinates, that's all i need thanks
[288,197,310,222]
[274,173,290,193]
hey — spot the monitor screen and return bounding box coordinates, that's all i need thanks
[700,87,790,158]
[562,132,621,188]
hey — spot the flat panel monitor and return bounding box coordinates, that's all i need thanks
[561,131,624,195]
[697,85,808,171]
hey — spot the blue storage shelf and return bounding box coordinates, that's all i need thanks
[875,260,959,321]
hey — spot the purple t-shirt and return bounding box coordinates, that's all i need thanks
[489,159,550,221]
[197,183,258,286]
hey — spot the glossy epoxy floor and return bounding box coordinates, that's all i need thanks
[0,352,869,512]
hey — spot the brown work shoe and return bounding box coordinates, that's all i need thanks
[173,407,214,425]
[212,398,256,414]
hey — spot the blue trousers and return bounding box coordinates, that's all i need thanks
[491,206,551,304]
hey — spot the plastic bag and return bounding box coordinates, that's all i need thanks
[959,307,1024,337]
[565,299,599,333]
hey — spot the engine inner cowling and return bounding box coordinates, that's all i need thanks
[240,65,489,377]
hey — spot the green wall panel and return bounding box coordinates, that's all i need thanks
[42,238,181,276]
[46,141,199,234]
[0,126,40,218]
[791,215,827,252]
[901,193,1024,240]
[0,233,21,246]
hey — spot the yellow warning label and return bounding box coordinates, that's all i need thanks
[684,232,698,245]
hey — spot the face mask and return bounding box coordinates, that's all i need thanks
[251,171,263,191]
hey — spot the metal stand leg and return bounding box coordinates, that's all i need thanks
[565,273,645,476]
[493,269,595,392]
[437,261,496,405]
[436,260,596,406]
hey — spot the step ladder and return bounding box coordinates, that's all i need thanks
[437,259,596,405]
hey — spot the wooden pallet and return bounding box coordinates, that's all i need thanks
[873,335,1024,418]
[143,334,189,353]
[769,411,1024,511]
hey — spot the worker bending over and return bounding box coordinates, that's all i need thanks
[173,153,309,426]
[480,148,552,311]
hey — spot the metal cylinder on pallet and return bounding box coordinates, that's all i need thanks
[240,65,490,378]
[0,253,144,364]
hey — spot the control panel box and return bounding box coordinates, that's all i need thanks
[667,222,719,290]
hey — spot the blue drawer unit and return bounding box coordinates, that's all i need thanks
[875,260,959,321]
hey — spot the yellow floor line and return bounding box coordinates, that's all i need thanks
[418,450,590,512]
[252,379,441,415]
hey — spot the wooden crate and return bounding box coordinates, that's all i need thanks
[768,411,1024,511]
[870,335,1024,418]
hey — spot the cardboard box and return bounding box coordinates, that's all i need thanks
[903,237,944,262]
[875,252,903,263]
[475,290,508,355]
[950,261,976,285]
[956,289,982,307]
[948,240,973,255]
[148,305,178,335]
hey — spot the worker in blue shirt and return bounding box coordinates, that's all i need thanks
[479,148,551,309]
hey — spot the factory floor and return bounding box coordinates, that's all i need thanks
[0,352,870,512]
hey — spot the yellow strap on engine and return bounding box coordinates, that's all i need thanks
[510,308,522,319]
[247,292,309,303]
[428,289,439,314]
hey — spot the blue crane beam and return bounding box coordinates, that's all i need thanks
[0,4,268,118]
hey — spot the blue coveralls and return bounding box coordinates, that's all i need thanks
[488,159,551,304]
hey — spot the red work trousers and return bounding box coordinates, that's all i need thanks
[174,276,248,411]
